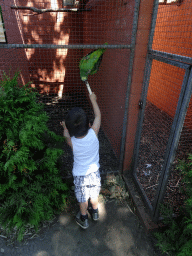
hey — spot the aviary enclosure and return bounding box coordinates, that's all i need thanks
[0,0,192,222]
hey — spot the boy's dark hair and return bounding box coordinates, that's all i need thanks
[65,107,89,138]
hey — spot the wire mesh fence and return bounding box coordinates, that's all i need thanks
[162,93,192,214]
[152,0,192,58]
[132,0,192,218]
[0,0,135,177]
[2,0,191,219]
[2,0,134,46]
[135,59,186,207]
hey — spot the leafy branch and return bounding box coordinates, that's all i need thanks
[11,5,91,15]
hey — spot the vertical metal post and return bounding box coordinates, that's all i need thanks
[132,56,153,175]
[119,0,141,173]
[129,0,159,178]
[148,0,159,51]
[120,0,159,174]
[132,56,154,215]
[153,67,192,221]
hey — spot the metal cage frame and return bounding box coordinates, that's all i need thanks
[1,0,192,221]
[132,0,192,221]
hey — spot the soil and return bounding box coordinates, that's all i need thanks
[136,101,192,214]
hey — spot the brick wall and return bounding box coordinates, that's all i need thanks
[0,0,30,87]
[1,0,136,160]
[15,0,84,96]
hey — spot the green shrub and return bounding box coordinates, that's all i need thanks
[0,71,69,242]
[154,154,192,256]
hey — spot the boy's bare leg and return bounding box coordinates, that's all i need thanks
[90,197,98,210]
[79,201,88,215]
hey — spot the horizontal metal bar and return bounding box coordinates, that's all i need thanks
[148,0,159,51]
[149,52,190,70]
[150,49,192,66]
[0,44,132,49]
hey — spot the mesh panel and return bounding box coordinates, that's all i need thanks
[147,0,192,215]
[163,94,192,214]
[136,59,185,206]
[7,0,134,46]
[0,0,134,177]
[152,0,192,58]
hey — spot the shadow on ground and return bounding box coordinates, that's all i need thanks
[0,174,165,256]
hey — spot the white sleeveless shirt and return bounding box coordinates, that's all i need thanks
[71,128,100,176]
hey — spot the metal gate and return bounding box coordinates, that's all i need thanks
[132,0,192,221]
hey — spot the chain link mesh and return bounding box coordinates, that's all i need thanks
[163,93,192,214]
[135,0,192,215]
[0,0,134,177]
[152,0,192,58]
[136,60,185,206]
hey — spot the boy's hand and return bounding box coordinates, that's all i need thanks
[60,121,71,139]
[89,92,97,102]
[60,121,67,130]
[60,121,72,148]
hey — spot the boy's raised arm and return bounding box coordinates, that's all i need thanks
[89,93,101,136]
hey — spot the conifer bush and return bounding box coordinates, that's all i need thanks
[154,154,192,256]
[0,71,69,242]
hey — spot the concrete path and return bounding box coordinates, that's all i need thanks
[0,198,162,256]
[0,174,164,256]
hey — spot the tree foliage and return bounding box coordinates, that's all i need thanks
[0,71,69,242]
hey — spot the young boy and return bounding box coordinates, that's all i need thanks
[60,92,101,229]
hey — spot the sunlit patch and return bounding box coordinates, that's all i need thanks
[33,251,49,256]
[97,201,106,221]
[58,84,64,99]
[55,13,65,32]
[51,0,58,9]
[31,83,36,89]
[26,1,34,8]
[58,214,71,226]
[53,61,66,80]
[54,31,70,46]
[23,15,29,24]
[50,0,59,18]
[105,226,133,252]
[26,48,35,60]
[56,48,68,58]
[32,30,43,44]
[117,206,131,216]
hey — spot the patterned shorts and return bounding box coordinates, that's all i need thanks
[73,170,101,203]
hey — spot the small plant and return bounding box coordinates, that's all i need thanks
[0,71,69,242]
[154,154,192,256]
